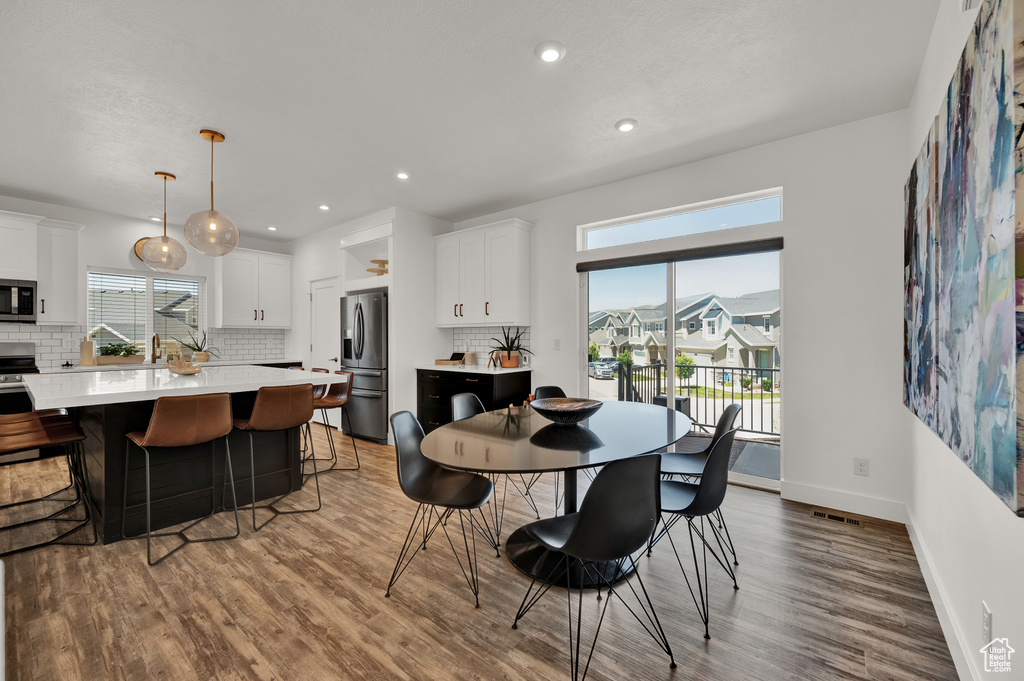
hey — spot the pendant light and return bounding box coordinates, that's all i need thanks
[140,172,188,273]
[184,129,239,256]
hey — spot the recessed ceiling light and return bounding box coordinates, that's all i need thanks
[267,226,277,231]
[319,205,330,211]
[395,171,409,180]
[615,119,638,132]
[535,41,565,63]
[149,216,162,222]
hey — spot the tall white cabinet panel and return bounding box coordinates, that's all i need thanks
[435,237,460,325]
[36,222,82,326]
[256,253,292,328]
[0,211,41,281]
[214,249,291,328]
[458,231,486,324]
[435,218,532,328]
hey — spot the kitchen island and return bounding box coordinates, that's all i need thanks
[23,366,346,543]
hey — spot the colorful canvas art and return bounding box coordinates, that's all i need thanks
[904,0,1021,514]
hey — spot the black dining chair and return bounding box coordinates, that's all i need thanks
[511,454,675,680]
[659,403,742,567]
[533,385,566,400]
[654,426,741,640]
[385,411,496,608]
[451,393,541,531]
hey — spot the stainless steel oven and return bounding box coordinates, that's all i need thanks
[0,279,36,323]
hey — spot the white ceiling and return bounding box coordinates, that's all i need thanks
[0,0,939,240]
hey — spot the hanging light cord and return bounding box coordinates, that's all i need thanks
[163,176,168,238]
[210,138,215,211]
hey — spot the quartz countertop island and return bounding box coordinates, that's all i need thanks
[23,365,345,410]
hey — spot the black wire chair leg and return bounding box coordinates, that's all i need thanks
[663,515,712,639]
[386,503,428,597]
[437,509,482,607]
[511,554,564,628]
[467,504,500,557]
[714,507,739,566]
[506,473,540,519]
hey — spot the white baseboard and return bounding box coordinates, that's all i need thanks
[905,512,977,680]
[780,480,908,523]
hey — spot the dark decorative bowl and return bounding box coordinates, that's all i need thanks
[530,398,603,425]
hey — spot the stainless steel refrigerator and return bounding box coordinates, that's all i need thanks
[341,289,388,444]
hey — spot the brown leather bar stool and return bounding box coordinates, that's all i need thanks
[288,366,324,455]
[0,411,96,557]
[309,369,359,473]
[233,383,320,531]
[121,393,239,566]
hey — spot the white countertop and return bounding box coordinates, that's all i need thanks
[43,359,303,374]
[415,364,533,375]
[23,365,346,410]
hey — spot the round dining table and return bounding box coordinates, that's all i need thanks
[420,400,692,586]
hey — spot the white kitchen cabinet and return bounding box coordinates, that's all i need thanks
[36,221,82,326]
[0,211,42,281]
[214,248,292,328]
[435,218,532,328]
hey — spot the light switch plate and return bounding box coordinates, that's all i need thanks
[553,339,561,351]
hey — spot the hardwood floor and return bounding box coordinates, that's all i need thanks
[2,426,957,680]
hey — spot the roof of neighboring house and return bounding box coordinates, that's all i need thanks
[674,292,715,316]
[701,305,724,319]
[642,331,666,346]
[716,289,780,316]
[597,334,630,347]
[728,324,775,348]
[674,333,727,351]
[627,307,666,323]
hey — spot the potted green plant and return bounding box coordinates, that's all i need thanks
[490,326,532,368]
[97,342,144,365]
[174,330,218,363]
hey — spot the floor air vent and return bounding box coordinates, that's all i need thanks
[811,508,861,527]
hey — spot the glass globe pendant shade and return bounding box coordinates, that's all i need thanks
[140,235,188,273]
[183,208,238,256]
[184,209,239,256]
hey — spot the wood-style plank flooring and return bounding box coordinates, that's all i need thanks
[2,427,957,680]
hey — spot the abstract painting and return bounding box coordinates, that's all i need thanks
[904,0,1021,514]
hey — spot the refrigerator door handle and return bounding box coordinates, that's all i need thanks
[351,388,383,398]
[354,301,364,360]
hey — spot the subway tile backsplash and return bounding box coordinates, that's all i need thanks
[452,327,531,366]
[0,323,286,371]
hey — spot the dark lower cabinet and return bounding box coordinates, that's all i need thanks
[417,369,531,433]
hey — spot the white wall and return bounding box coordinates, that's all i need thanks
[456,109,911,522]
[902,1,1024,678]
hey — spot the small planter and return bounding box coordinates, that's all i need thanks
[96,355,145,365]
[192,351,210,363]
[500,352,519,368]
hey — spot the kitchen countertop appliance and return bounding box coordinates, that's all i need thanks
[341,289,388,444]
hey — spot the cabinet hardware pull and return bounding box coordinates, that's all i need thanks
[459,303,463,317]
[40,299,45,314]
[329,356,338,362]
[466,378,479,382]
[254,309,258,321]
[429,394,440,399]
[261,309,264,321]
[453,304,457,317]
[485,301,488,315]
[428,374,440,378]
[428,421,439,426]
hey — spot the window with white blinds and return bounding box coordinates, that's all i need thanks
[87,270,205,355]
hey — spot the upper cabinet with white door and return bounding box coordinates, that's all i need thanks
[213,248,292,328]
[435,219,532,327]
[0,210,42,281]
[36,220,83,326]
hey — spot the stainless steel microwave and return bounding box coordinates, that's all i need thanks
[0,279,36,323]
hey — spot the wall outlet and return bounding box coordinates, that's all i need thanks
[853,458,870,476]
[553,338,561,351]
[982,601,992,643]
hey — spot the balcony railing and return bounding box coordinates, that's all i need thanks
[616,362,780,437]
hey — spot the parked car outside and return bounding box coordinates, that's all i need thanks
[588,361,615,380]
